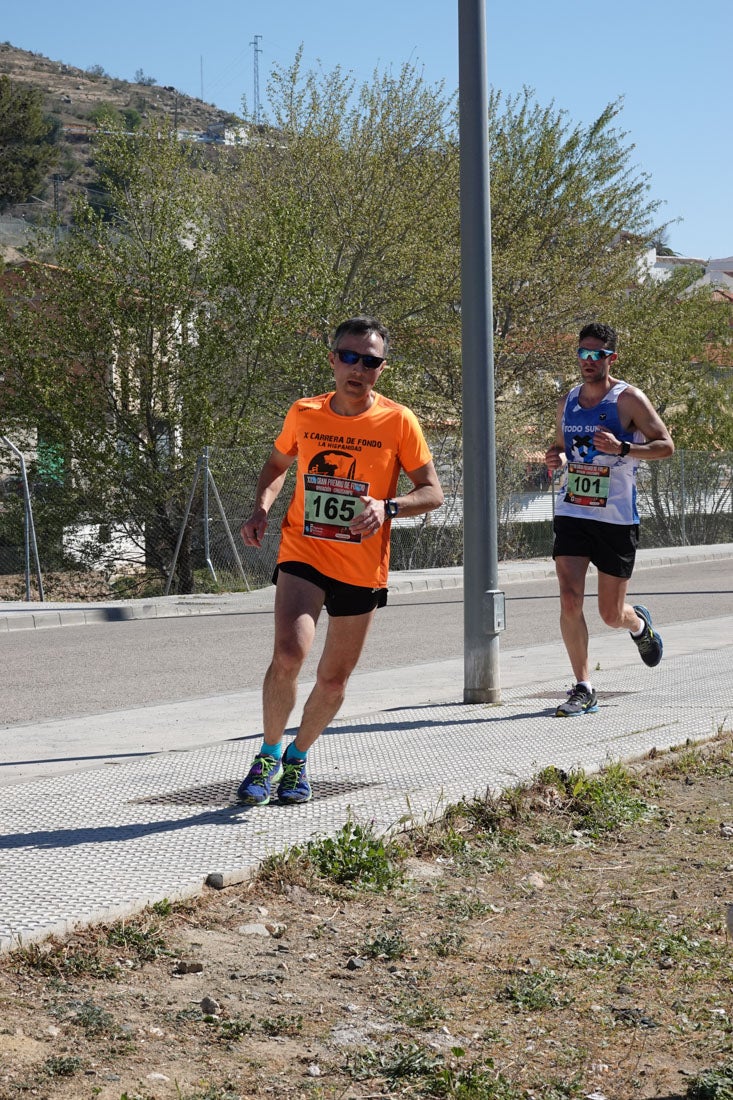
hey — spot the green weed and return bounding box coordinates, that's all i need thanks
[106,917,169,962]
[394,993,446,1026]
[67,1000,118,1037]
[546,762,655,836]
[259,1013,303,1037]
[561,943,638,969]
[438,892,493,921]
[350,1044,526,1097]
[301,820,404,891]
[363,926,408,960]
[44,1054,83,1077]
[686,1061,733,1099]
[349,1041,442,1083]
[10,938,118,980]
[215,1017,253,1044]
[429,930,466,957]
[496,968,569,1011]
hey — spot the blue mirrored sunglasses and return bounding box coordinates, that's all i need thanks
[577,347,614,361]
[335,349,386,370]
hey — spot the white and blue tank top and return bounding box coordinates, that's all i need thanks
[555,381,644,525]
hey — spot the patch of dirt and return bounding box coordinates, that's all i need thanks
[0,570,116,601]
[1,738,732,1100]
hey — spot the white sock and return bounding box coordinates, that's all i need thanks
[577,680,593,692]
[631,619,644,637]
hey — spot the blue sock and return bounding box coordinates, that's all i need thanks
[260,740,283,760]
[284,743,307,763]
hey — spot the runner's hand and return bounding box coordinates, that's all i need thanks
[545,444,564,471]
[593,428,620,455]
[350,496,385,539]
[241,508,268,548]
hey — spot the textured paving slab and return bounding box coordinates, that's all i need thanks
[1,645,731,953]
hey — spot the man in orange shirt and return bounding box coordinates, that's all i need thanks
[238,316,444,805]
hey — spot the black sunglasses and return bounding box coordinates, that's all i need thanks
[334,348,386,370]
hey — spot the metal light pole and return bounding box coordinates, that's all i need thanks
[458,0,504,703]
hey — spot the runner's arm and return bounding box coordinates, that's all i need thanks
[350,460,444,539]
[241,447,295,548]
[391,460,444,517]
[595,388,674,460]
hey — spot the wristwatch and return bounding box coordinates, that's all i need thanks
[619,440,631,457]
[384,499,400,519]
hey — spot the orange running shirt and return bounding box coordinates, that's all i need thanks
[274,391,433,588]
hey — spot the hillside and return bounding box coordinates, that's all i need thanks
[0,42,244,251]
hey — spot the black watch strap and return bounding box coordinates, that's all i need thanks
[619,440,631,457]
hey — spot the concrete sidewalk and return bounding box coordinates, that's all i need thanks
[2,542,731,631]
[1,596,731,952]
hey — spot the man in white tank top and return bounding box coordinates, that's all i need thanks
[544,322,674,717]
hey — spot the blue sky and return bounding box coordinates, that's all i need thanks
[4,0,731,259]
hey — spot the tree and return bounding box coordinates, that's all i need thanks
[216,52,461,427]
[0,76,58,210]
[0,126,228,590]
[612,266,733,450]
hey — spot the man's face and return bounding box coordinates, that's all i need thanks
[577,336,617,383]
[329,330,386,401]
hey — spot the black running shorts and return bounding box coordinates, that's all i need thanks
[273,561,389,617]
[552,516,639,579]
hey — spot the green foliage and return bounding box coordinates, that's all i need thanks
[121,107,142,131]
[61,1000,119,1037]
[301,819,404,891]
[686,1063,733,1100]
[497,967,569,1011]
[350,1043,523,1098]
[105,916,170,961]
[10,938,119,980]
[363,926,409,959]
[429,930,466,957]
[611,269,733,450]
[350,1041,443,1083]
[259,1012,303,1036]
[44,1054,83,1077]
[88,102,124,127]
[0,74,58,209]
[539,762,654,837]
[134,68,157,86]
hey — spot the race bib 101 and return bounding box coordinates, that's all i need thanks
[564,461,611,508]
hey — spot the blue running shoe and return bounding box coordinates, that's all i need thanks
[237,754,283,805]
[278,753,312,804]
[556,684,598,717]
[631,604,663,667]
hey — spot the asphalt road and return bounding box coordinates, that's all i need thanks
[2,558,731,728]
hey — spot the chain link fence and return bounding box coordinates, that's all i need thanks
[1,441,731,599]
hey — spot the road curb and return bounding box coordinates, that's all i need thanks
[1,543,730,632]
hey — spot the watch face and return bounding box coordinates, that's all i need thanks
[386,500,398,518]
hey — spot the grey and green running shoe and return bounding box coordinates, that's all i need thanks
[556,684,598,717]
[237,754,283,805]
[278,753,312,804]
[631,604,663,667]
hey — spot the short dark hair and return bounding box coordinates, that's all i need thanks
[331,316,390,357]
[578,322,617,351]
